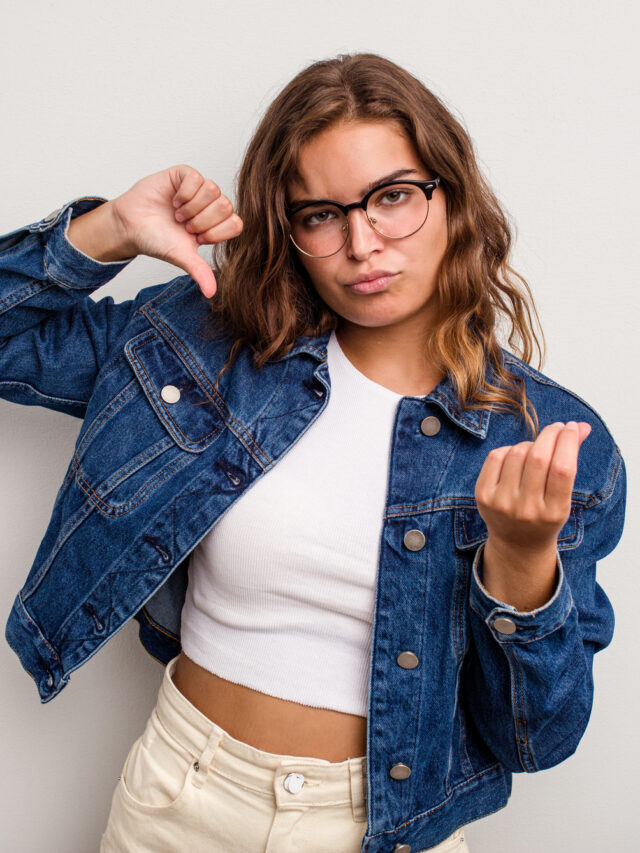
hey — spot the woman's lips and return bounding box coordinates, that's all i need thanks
[345,273,397,294]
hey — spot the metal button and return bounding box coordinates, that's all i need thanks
[283,772,305,793]
[420,415,441,436]
[397,651,419,669]
[403,529,425,551]
[393,845,412,853]
[389,763,412,780]
[493,617,517,635]
[43,208,61,223]
[160,384,181,404]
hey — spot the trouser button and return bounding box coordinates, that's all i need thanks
[283,772,305,793]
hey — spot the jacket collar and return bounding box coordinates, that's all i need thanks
[274,327,491,440]
[146,281,491,441]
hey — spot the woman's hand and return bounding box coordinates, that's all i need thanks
[474,421,591,610]
[67,165,243,298]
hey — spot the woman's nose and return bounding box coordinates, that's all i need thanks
[345,209,385,259]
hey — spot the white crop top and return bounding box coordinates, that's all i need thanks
[179,330,403,716]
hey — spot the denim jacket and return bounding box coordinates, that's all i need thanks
[0,197,626,852]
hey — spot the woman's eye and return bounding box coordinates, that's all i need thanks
[304,209,335,226]
[381,190,407,204]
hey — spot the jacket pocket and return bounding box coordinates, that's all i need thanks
[124,327,225,452]
[71,327,225,516]
[454,502,584,551]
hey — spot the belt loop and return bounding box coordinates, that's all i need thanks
[191,728,223,790]
[349,757,367,823]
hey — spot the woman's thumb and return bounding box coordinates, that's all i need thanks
[180,252,217,298]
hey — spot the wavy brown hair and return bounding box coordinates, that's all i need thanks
[209,52,544,434]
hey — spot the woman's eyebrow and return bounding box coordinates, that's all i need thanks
[289,168,420,207]
[361,168,419,195]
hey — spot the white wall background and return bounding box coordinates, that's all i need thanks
[0,1,637,850]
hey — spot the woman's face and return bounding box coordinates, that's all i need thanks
[286,120,448,339]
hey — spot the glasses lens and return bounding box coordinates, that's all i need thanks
[289,203,348,257]
[366,183,429,239]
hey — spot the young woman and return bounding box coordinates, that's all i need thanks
[1,54,626,853]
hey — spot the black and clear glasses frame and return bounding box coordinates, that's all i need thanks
[286,176,441,259]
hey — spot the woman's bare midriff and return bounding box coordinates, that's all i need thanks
[172,652,367,763]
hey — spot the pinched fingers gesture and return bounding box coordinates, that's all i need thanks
[474,421,591,552]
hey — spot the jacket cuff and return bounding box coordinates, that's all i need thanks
[39,197,135,290]
[469,543,575,643]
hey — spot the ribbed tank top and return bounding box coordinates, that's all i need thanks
[179,329,403,716]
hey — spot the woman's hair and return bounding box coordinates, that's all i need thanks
[209,52,544,433]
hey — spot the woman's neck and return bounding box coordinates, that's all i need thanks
[335,324,444,397]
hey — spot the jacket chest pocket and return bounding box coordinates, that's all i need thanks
[72,328,225,517]
[454,502,584,551]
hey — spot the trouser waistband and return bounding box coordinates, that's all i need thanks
[157,656,367,822]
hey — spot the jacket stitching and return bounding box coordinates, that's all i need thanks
[74,379,139,458]
[73,450,193,517]
[457,704,475,779]
[0,380,87,409]
[17,595,60,663]
[43,256,99,290]
[0,278,52,314]
[366,763,501,841]
[507,644,537,771]
[73,435,174,498]
[134,319,271,467]
[130,336,221,446]
[144,311,272,462]
[139,606,179,641]
[21,502,94,599]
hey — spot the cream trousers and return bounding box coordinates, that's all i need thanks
[100,656,469,853]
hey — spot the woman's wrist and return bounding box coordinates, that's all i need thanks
[66,199,137,263]
[479,537,559,612]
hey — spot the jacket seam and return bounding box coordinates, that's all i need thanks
[139,605,180,641]
[0,380,88,409]
[72,448,194,517]
[468,596,573,642]
[74,379,139,459]
[16,594,60,664]
[0,279,52,315]
[366,763,501,841]
[503,643,537,771]
[21,502,94,599]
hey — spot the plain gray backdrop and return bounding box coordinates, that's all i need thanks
[1,1,637,851]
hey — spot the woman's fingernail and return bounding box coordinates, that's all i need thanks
[566,421,578,430]
[175,212,185,222]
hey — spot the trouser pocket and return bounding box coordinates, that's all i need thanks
[118,709,198,813]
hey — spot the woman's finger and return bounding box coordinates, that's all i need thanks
[183,195,235,235]
[519,421,565,498]
[194,214,244,245]
[170,165,206,208]
[174,179,222,221]
[494,441,533,496]
[544,421,582,508]
[475,445,512,500]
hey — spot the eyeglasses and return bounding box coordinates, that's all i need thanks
[286,177,441,259]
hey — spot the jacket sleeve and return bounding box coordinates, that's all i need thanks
[464,445,626,773]
[0,197,170,418]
